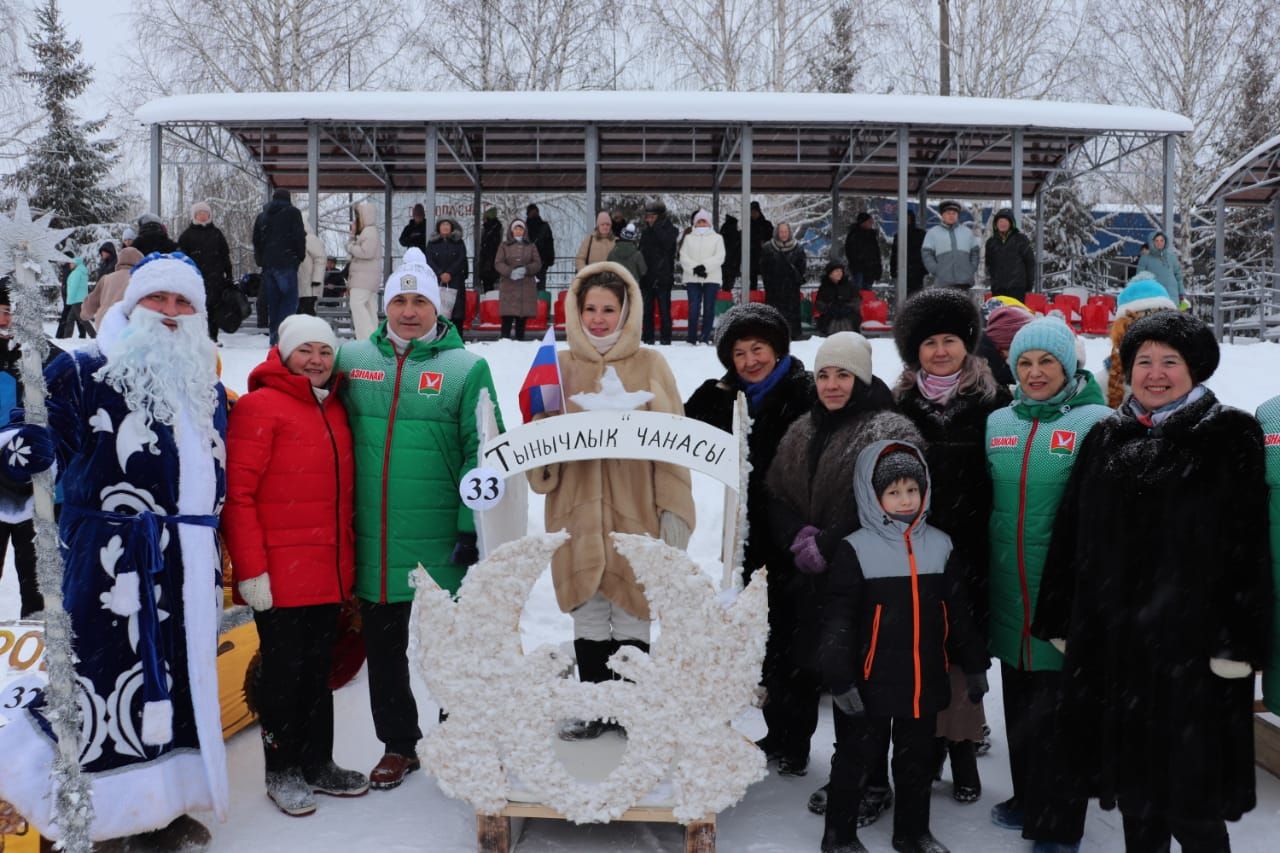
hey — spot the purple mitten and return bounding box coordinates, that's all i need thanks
[790,525,827,574]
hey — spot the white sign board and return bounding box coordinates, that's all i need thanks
[0,621,47,727]
[481,410,741,489]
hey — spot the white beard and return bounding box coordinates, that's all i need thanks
[94,308,219,434]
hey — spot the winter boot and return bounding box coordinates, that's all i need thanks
[100,814,213,851]
[304,760,370,797]
[948,740,980,803]
[807,783,829,816]
[857,786,894,828]
[777,754,809,777]
[990,797,1024,830]
[266,768,318,816]
[891,831,951,853]
[559,639,615,741]
[820,828,870,853]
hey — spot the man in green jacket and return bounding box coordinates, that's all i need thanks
[1258,395,1280,717]
[336,247,503,790]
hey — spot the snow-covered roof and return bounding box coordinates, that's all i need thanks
[1203,132,1280,206]
[136,90,1191,134]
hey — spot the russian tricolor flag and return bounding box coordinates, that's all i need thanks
[518,327,564,424]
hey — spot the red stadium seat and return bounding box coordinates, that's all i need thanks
[860,299,892,335]
[1053,294,1081,319]
[749,290,766,304]
[1080,301,1110,335]
[554,290,568,329]
[476,291,501,329]
[463,290,478,330]
[860,289,879,304]
[1023,292,1049,315]
[525,298,550,332]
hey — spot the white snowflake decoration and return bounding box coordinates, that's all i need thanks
[0,197,75,276]
[411,531,769,824]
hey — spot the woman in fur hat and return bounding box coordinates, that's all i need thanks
[529,262,695,741]
[684,303,812,768]
[765,332,921,818]
[1033,312,1270,853]
[985,317,1111,851]
[891,287,1009,804]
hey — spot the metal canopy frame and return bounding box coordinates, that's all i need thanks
[145,94,1186,306]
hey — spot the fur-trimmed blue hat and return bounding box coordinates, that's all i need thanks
[1008,316,1078,378]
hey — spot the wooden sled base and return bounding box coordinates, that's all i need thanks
[477,807,714,853]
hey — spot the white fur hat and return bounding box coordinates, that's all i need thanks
[383,247,440,312]
[814,331,873,386]
[120,253,207,316]
[277,314,338,362]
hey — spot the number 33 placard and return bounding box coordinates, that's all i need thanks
[459,467,505,511]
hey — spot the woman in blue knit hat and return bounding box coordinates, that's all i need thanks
[984,317,1111,853]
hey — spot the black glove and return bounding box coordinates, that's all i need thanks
[693,264,707,278]
[450,532,479,567]
[966,671,989,704]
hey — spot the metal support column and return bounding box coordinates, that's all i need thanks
[473,185,483,286]
[739,126,753,304]
[149,125,162,216]
[1214,196,1225,339]
[918,186,930,226]
[897,128,909,306]
[712,187,720,227]
[1034,191,1045,292]
[425,124,438,235]
[1011,129,1024,224]
[1162,135,1176,242]
[831,187,841,261]
[585,124,599,230]
[307,123,319,232]
[383,186,394,276]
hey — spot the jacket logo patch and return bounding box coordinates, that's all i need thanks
[418,371,444,395]
[1049,430,1077,455]
[989,436,1018,449]
[348,368,385,382]
[1266,433,1280,447]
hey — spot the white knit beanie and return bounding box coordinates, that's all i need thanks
[814,331,873,386]
[382,247,440,312]
[277,314,338,362]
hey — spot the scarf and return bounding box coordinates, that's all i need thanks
[693,225,713,235]
[1127,384,1208,428]
[312,386,330,403]
[916,369,962,406]
[583,293,630,355]
[770,237,797,252]
[738,355,793,413]
[387,321,439,352]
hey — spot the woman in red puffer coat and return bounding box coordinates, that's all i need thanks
[224,314,366,817]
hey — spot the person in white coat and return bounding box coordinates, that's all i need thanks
[298,212,327,316]
[345,201,382,340]
[678,209,725,345]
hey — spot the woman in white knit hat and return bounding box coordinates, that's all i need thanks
[224,314,368,816]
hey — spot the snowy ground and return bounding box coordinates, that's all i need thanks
[3,328,1280,851]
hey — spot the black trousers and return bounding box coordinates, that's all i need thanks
[56,303,94,338]
[360,599,421,757]
[641,287,672,344]
[1002,663,1087,842]
[297,296,318,316]
[1121,807,1230,853]
[761,582,821,763]
[500,315,527,341]
[825,713,936,844]
[0,519,40,617]
[253,603,339,773]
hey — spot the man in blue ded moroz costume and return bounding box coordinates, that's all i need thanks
[0,253,228,849]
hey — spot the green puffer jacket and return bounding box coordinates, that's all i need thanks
[985,371,1111,671]
[1258,394,1280,714]
[336,319,502,603]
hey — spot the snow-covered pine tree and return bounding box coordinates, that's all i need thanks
[5,0,132,239]
[1215,51,1280,275]
[1038,177,1102,289]
[811,2,857,94]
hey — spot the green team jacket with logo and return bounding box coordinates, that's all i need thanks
[336,319,502,603]
[985,371,1111,672]
[1257,395,1280,714]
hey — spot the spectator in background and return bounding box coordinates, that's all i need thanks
[494,219,542,341]
[477,207,503,293]
[297,212,327,317]
[640,200,679,346]
[323,257,346,298]
[179,201,235,342]
[749,201,774,290]
[1136,229,1185,306]
[720,214,742,293]
[922,200,980,290]
[121,226,136,249]
[525,203,556,289]
[96,241,117,280]
[607,222,647,288]
[252,188,308,344]
[132,212,179,255]
[398,203,428,254]
[576,212,617,271]
[843,212,882,290]
[890,211,927,297]
[344,201,382,341]
[610,212,627,239]
[56,255,94,339]
[814,261,859,336]
[979,304,1036,388]
[425,218,469,328]
[760,222,808,340]
[679,209,726,346]
[84,246,143,330]
[984,210,1036,303]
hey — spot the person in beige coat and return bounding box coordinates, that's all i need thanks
[529,261,696,740]
[345,201,382,339]
[83,246,143,330]
[574,211,617,271]
[297,212,327,316]
[493,219,542,340]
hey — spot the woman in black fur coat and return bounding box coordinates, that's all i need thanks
[1033,312,1271,852]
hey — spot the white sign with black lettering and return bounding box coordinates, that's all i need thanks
[459,466,506,511]
[481,410,740,489]
[0,622,47,728]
